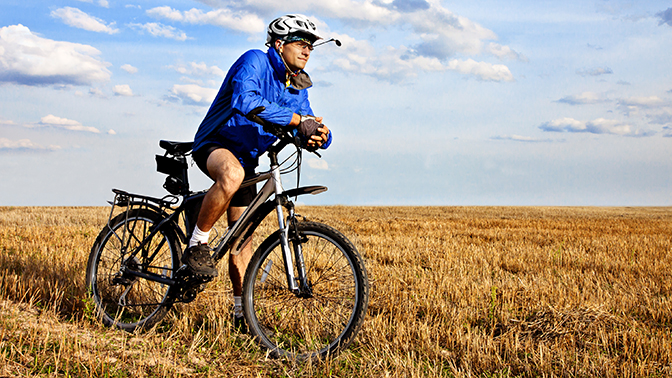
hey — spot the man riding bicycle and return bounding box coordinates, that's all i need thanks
[182,14,332,327]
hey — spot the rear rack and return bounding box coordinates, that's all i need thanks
[110,189,179,209]
[105,189,179,239]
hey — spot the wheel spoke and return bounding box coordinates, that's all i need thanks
[86,209,177,332]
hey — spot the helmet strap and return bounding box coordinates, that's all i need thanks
[275,40,300,78]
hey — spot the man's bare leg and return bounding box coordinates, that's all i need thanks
[184,148,245,277]
[228,206,254,329]
[196,148,245,233]
[227,206,254,297]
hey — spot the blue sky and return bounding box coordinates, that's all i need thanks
[1,0,671,206]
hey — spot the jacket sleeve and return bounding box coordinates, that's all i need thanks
[229,51,294,126]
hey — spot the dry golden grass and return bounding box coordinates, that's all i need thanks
[1,206,671,377]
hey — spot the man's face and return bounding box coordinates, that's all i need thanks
[276,39,313,72]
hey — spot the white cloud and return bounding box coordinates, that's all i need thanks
[194,0,396,25]
[128,22,188,41]
[120,64,138,74]
[89,87,106,97]
[328,34,513,82]
[657,7,672,27]
[0,138,61,151]
[76,0,109,7]
[307,158,329,170]
[446,59,514,82]
[165,1,519,82]
[558,92,609,105]
[170,84,218,106]
[539,117,654,137]
[258,1,520,61]
[170,62,225,77]
[618,96,665,108]
[539,117,586,132]
[408,6,496,58]
[486,43,528,62]
[0,25,111,86]
[585,118,635,135]
[331,42,445,80]
[51,7,119,34]
[108,129,117,135]
[617,96,672,126]
[576,67,613,77]
[491,135,555,143]
[646,108,672,126]
[113,84,134,96]
[147,6,265,34]
[34,115,101,133]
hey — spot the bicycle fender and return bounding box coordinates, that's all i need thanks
[215,186,327,259]
[282,185,327,198]
[242,186,326,231]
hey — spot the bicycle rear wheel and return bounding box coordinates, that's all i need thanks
[242,221,369,359]
[85,209,180,332]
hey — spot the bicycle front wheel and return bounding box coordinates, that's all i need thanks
[85,209,180,332]
[242,221,369,359]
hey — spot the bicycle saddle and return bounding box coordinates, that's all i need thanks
[159,140,193,155]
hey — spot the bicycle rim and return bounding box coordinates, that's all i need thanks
[88,209,178,331]
[244,222,368,359]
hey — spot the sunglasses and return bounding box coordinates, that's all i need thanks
[287,41,314,52]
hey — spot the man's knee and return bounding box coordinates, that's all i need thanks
[207,149,245,194]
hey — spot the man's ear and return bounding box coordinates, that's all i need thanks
[275,39,283,53]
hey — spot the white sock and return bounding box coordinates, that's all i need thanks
[189,225,210,248]
[234,296,243,318]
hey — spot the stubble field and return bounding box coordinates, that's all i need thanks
[1,205,671,377]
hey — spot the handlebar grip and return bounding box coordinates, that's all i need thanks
[245,106,268,127]
[245,106,289,137]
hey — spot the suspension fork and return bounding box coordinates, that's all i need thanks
[272,166,297,293]
[271,166,310,295]
[288,205,311,297]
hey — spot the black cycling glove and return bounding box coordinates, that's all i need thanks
[298,116,322,138]
[296,116,326,151]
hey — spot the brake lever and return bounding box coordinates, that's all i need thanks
[300,136,321,157]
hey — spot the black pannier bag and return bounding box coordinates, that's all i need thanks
[156,154,189,195]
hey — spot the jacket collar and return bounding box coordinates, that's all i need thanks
[268,47,287,79]
[267,47,313,90]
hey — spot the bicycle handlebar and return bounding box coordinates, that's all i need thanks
[245,106,322,156]
[245,106,292,138]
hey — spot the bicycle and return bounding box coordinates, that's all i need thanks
[85,108,370,359]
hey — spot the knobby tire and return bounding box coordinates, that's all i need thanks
[242,221,369,360]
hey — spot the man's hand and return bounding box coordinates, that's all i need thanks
[307,120,329,148]
[294,114,329,148]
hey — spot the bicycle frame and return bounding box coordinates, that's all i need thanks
[210,156,326,293]
[105,137,327,296]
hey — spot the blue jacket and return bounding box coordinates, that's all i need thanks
[193,47,331,168]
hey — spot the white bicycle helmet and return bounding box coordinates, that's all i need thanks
[266,14,322,46]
